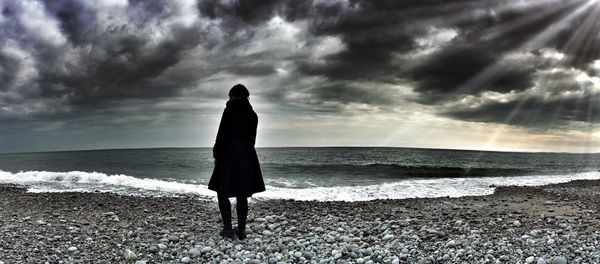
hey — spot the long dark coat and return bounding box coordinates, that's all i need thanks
[208,99,265,197]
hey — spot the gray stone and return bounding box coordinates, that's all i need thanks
[147,246,158,253]
[123,249,137,260]
[180,257,191,263]
[134,261,146,264]
[201,246,212,253]
[189,248,201,256]
[538,258,547,264]
[552,256,568,264]
[526,256,535,264]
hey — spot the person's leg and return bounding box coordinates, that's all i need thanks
[217,195,234,238]
[236,196,248,239]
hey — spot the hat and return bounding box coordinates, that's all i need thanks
[229,84,250,98]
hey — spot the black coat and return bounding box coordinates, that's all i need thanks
[208,99,265,197]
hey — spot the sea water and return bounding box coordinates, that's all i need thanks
[1,147,600,201]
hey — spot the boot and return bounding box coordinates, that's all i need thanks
[218,196,234,239]
[236,197,248,240]
[219,228,235,239]
[236,219,247,240]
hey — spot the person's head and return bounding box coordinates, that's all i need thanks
[229,84,250,100]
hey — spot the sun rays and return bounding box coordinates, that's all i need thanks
[380,0,600,152]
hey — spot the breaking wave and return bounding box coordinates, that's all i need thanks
[2,170,600,201]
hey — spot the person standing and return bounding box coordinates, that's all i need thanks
[209,84,265,240]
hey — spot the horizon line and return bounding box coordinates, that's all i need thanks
[1,145,598,155]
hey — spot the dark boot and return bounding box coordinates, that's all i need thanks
[218,195,234,239]
[236,197,248,240]
[219,228,235,239]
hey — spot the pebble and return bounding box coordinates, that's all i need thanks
[552,256,568,264]
[189,248,201,256]
[180,257,191,263]
[526,256,536,263]
[147,246,158,253]
[134,261,146,264]
[67,246,78,252]
[200,246,212,253]
[123,249,137,260]
[538,258,547,264]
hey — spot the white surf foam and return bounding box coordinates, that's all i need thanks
[1,170,600,201]
[255,171,600,201]
[0,170,215,196]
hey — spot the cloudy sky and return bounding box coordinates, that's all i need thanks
[1,0,600,153]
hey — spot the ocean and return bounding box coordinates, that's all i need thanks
[1,147,600,201]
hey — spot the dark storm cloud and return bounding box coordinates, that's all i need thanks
[308,82,398,106]
[298,0,588,91]
[294,0,600,129]
[1,0,600,138]
[442,69,598,127]
[444,95,600,127]
[288,0,599,113]
[0,0,209,119]
[408,46,538,104]
[0,52,19,91]
[547,3,600,68]
[197,0,312,27]
[40,0,96,45]
[297,1,420,82]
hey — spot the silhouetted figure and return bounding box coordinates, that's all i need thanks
[209,84,265,240]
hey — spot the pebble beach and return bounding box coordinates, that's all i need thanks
[2,180,600,264]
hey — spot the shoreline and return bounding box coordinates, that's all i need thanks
[2,180,600,263]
